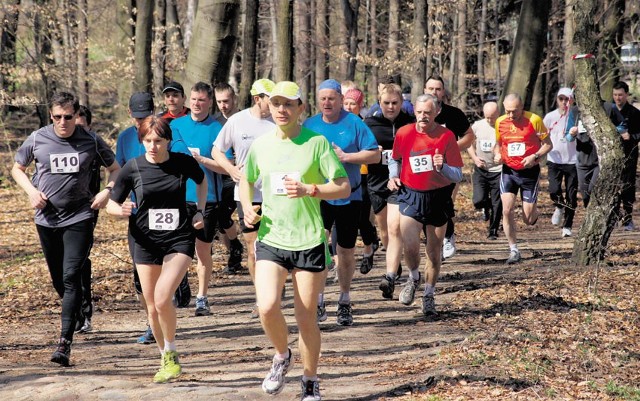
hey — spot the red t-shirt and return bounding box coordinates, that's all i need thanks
[496,111,548,170]
[159,107,190,123]
[392,124,463,191]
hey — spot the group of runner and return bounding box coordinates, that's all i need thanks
[12,75,640,400]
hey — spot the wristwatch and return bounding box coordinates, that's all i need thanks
[534,153,540,161]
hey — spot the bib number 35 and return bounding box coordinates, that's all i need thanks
[149,209,179,231]
[409,154,433,173]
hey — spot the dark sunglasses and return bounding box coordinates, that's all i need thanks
[51,114,74,121]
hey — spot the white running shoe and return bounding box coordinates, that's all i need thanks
[551,207,563,226]
[562,227,572,237]
[442,235,456,259]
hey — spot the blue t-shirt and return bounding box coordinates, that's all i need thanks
[170,115,223,203]
[115,125,189,206]
[303,109,378,205]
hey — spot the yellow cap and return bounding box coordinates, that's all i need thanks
[250,79,275,96]
[270,81,302,100]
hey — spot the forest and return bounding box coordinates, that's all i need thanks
[0,0,638,127]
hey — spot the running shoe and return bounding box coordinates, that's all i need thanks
[78,318,92,333]
[51,337,71,367]
[379,274,395,299]
[300,379,322,401]
[422,294,437,317]
[506,249,521,265]
[399,273,420,305]
[551,207,563,225]
[194,296,211,316]
[623,221,635,231]
[137,326,156,344]
[262,349,292,395]
[336,303,353,326]
[227,240,244,271]
[487,230,498,240]
[562,227,572,237]
[317,301,327,322]
[359,240,379,275]
[442,235,456,259]
[153,351,182,383]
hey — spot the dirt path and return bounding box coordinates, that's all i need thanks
[0,218,583,401]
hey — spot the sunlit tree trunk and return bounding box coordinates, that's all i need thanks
[315,0,329,91]
[454,0,467,109]
[294,0,311,111]
[166,0,184,70]
[274,0,292,81]
[239,0,258,109]
[0,0,20,94]
[182,0,240,89]
[340,0,359,81]
[76,0,89,106]
[388,0,399,80]
[562,0,575,86]
[501,0,550,109]
[153,0,167,98]
[477,0,487,103]
[133,0,154,92]
[411,0,427,102]
[570,0,625,267]
[184,0,197,48]
[597,0,624,101]
[116,0,134,120]
[366,0,377,102]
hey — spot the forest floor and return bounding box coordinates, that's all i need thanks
[1,150,640,400]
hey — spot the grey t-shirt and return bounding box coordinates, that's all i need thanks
[15,125,116,227]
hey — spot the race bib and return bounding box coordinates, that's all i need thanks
[270,171,301,195]
[381,150,393,165]
[409,154,433,173]
[149,209,179,231]
[479,140,494,153]
[507,142,526,157]
[50,153,80,173]
[188,147,200,157]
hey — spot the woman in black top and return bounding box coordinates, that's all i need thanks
[107,116,207,383]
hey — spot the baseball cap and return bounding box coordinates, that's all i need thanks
[129,92,154,118]
[250,78,275,96]
[270,81,302,100]
[162,81,184,95]
[557,87,573,99]
[318,79,342,94]
[344,88,364,107]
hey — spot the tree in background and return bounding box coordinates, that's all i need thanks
[133,0,154,92]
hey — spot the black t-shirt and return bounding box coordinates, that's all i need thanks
[606,102,640,159]
[435,103,471,140]
[364,111,416,194]
[111,152,205,246]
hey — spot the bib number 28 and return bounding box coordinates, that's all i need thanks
[149,209,179,231]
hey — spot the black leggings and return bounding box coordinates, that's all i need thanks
[37,219,94,341]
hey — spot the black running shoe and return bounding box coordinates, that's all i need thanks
[51,337,71,367]
[379,274,395,299]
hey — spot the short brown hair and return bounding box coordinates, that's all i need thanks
[137,115,172,143]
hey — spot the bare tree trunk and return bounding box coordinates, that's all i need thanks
[153,0,167,98]
[133,0,154,92]
[340,0,359,81]
[274,0,293,81]
[411,0,427,102]
[571,0,625,266]
[184,0,198,48]
[239,0,258,109]
[455,0,467,109]
[166,0,184,68]
[116,0,134,120]
[477,0,487,103]
[367,0,377,101]
[500,0,551,110]
[562,0,575,86]
[597,0,625,101]
[33,0,55,126]
[294,0,311,109]
[76,0,89,106]
[0,0,20,94]
[182,0,240,89]
[315,0,329,90]
[388,0,399,78]
[493,0,501,96]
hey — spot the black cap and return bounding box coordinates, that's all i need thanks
[162,81,184,95]
[129,92,154,118]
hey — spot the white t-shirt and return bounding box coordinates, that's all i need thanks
[471,119,502,173]
[543,109,577,164]
[213,108,275,201]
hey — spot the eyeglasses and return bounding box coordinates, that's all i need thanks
[51,114,75,121]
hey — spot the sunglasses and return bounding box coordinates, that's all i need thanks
[51,114,75,121]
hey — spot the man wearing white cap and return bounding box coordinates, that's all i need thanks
[543,87,578,237]
[303,79,380,326]
[212,78,276,316]
[240,81,349,401]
